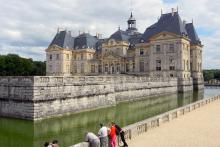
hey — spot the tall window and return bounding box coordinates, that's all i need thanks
[66,65,70,73]
[169,58,175,70]
[170,66,175,70]
[190,63,192,71]
[105,64,108,73]
[66,54,69,60]
[126,63,129,72]
[140,49,144,55]
[81,63,84,73]
[98,65,102,73]
[156,45,161,53]
[132,62,135,72]
[183,60,185,70]
[140,61,144,72]
[156,60,161,71]
[186,60,189,71]
[49,55,52,61]
[91,65,95,73]
[81,54,83,60]
[116,63,120,73]
[169,44,174,53]
[74,64,77,73]
[111,64,114,73]
[56,54,59,60]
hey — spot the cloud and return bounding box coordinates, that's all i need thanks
[0,0,219,69]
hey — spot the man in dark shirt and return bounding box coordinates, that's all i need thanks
[112,122,128,147]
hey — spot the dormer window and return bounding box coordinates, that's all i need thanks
[140,49,144,55]
[156,45,161,53]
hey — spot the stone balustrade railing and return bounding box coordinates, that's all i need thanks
[0,76,177,86]
[70,95,220,147]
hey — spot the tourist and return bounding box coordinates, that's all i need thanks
[85,132,101,147]
[52,140,59,147]
[109,123,117,147]
[44,141,53,147]
[44,142,50,147]
[113,122,128,147]
[98,123,109,147]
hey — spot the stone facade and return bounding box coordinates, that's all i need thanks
[0,76,179,120]
[45,9,204,91]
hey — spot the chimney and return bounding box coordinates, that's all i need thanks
[171,8,175,16]
[183,20,186,26]
[96,33,99,39]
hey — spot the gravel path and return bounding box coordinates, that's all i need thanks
[128,99,220,147]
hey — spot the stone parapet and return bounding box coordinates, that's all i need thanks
[0,76,191,120]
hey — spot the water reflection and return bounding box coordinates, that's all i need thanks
[0,89,220,147]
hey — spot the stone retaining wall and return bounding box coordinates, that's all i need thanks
[0,76,192,120]
[70,95,220,147]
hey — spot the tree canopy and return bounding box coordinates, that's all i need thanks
[0,54,46,76]
[203,70,220,81]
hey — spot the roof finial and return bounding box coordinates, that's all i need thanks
[57,27,60,33]
[161,8,163,15]
[130,0,133,13]
[118,25,121,30]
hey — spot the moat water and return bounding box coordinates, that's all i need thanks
[0,88,220,147]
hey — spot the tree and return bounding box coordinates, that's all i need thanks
[0,54,46,76]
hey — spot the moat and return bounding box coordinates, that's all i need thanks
[0,88,219,147]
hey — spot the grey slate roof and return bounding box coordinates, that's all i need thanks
[128,34,142,44]
[74,33,99,49]
[185,23,201,45]
[142,12,188,42]
[109,30,130,41]
[49,11,201,51]
[49,31,75,49]
[109,29,142,44]
[49,31,100,50]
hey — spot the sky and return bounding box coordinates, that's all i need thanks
[0,0,219,69]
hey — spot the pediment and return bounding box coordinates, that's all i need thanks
[45,45,63,52]
[149,32,180,41]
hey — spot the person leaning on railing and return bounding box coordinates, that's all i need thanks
[112,122,128,147]
[85,132,101,147]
